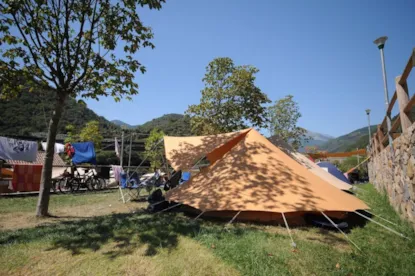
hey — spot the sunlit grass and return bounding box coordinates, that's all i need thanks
[0,184,414,275]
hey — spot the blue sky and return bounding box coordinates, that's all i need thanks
[84,0,415,137]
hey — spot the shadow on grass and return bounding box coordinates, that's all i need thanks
[0,207,376,261]
[0,210,202,258]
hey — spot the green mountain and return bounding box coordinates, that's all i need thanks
[0,89,381,154]
[113,114,192,136]
[0,89,120,137]
[110,120,134,129]
[299,130,334,152]
[318,125,377,152]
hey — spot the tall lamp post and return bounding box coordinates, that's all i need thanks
[373,36,393,151]
[365,109,372,148]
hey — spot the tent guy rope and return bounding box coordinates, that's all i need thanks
[354,211,410,240]
[193,210,206,221]
[154,203,182,215]
[226,211,241,226]
[321,212,362,251]
[282,212,296,248]
[363,210,398,226]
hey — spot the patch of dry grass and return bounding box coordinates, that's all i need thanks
[0,190,147,230]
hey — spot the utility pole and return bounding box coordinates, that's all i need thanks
[127,132,134,173]
[374,36,394,153]
[365,109,372,148]
[120,131,124,168]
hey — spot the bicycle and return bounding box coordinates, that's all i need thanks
[57,166,108,193]
[56,168,78,193]
[84,168,107,191]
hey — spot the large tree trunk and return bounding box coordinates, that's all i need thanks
[36,93,67,217]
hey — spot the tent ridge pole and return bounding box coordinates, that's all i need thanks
[321,212,362,251]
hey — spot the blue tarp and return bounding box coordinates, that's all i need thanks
[180,171,191,184]
[72,142,96,165]
[317,162,351,184]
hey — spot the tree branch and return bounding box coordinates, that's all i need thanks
[70,0,98,91]
[66,0,89,88]
[10,12,57,86]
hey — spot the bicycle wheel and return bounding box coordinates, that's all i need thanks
[93,177,105,190]
[84,177,95,191]
[69,178,81,192]
[58,178,71,194]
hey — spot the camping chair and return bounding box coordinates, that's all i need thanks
[164,171,182,191]
[119,172,141,203]
[180,172,191,185]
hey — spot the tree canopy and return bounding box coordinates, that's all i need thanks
[0,0,164,216]
[143,128,165,170]
[0,0,164,99]
[186,57,270,135]
[268,95,308,150]
[79,120,103,148]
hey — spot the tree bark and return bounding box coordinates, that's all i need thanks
[36,92,67,217]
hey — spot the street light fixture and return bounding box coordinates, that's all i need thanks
[373,36,394,151]
[365,109,372,148]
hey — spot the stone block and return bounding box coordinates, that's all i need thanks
[408,163,414,179]
[394,193,403,206]
[406,201,415,220]
[403,152,410,165]
[403,182,411,201]
[395,182,403,195]
[409,182,415,199]
[401,201,408,214]
[395,149,401,157]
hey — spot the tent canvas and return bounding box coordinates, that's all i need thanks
[317,162,351,184]
[164,129,250,171]
[267,136,352,191]
[165,129,368,222]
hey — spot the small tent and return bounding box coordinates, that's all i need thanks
[164,129,368,223]
[317,162,351,184]
[267,136,351,191]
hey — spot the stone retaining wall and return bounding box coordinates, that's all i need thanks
[368,123,415,229]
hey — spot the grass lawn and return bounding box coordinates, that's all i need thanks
[0,184,415,275]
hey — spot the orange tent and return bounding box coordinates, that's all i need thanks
[165,129,368,222]
[164,129,250,171]
[268,136,352,191]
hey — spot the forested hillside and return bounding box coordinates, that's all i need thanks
[0,89,384,153]
[319,125,377,152]
[0,89,119,136]
[112,114,192,136]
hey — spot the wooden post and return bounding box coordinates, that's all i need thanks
[373,133,379,154]
[377,126,385,150]
[395,76,412,132]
